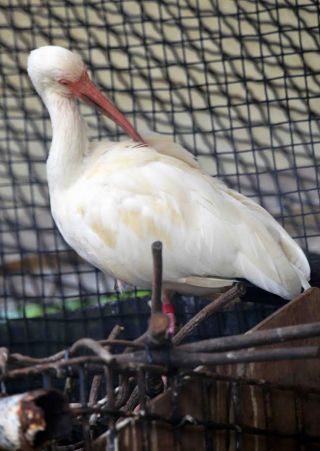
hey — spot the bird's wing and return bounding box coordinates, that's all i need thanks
[68,140,309,299]
[89,132,200,169]
[139,135,310,294]
[140,132,200,169]
[165,276,236,296]
[223,188,310,285]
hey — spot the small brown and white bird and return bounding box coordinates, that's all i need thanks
[28,46,310,330]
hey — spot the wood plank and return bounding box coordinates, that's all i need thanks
[116,288,320,450]
[217,287,320,389]
[117,373,320,450]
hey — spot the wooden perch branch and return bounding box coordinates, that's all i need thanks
[89,325,123,407]
[147,312,170,345]
[114,345,320,368]
[151,240,163,314]
[171,346,320,367]
[173,282,246,345]
[178,321,320,353]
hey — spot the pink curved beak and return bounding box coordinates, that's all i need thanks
[67,72,144,143]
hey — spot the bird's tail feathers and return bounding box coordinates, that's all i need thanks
[237,221,310,300]
[291,264,311,291]
[231,190,311,299]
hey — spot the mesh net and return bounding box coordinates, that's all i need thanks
[0,1,319,353]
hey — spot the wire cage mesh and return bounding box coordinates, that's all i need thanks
[0,1,319,356]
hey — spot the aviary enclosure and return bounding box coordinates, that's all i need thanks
[0,1,319,450]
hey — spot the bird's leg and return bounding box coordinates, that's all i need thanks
[162,289,175,334]
[114,279,121,294]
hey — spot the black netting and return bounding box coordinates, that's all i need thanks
[0,1,319,355]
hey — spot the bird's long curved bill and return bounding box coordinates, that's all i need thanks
[71,73,144,143]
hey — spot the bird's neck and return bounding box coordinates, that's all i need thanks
[44,92,88,192]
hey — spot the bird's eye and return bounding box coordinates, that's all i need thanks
[58,79,70,86]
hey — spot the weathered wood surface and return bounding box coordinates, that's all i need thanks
[117,375,320,450]
[116,288,320,450]
[217,287,320,389]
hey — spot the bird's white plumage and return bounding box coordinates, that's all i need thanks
[53,136,309,299]
[28,46,310,300]
[28,46,85,96]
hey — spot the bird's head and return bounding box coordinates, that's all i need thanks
[28,46,85,95]
[28,46,143,142]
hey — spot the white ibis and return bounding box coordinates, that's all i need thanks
[28,46,310,331]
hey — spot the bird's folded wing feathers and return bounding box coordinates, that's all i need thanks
[141,132,200,169]
[224,188,310,280]
[89,132,199,169]
[164,276,235,296]
[176,276,235,288]
[82,136,310,298]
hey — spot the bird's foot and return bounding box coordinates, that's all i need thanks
[162,288,175,334]
[162,302,175,335]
